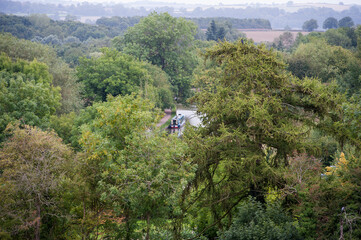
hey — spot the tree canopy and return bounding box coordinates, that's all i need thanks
[0,124,73,240]
[302,19,318,32]
[114,12,198,100]
[0,53,61,141]
[76,48,174,108]
[0,33,82,114]
[184,40,347,235]
[323,17,338,29]
[339,16,354,28]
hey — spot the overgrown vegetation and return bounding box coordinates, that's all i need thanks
[1,10,361,240]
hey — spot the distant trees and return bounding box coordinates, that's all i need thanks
[323,17,338,29]
[339,16,354,28]
[287,39,361,96]
[205,20,244,42]
[302,19,318,32]
[206,20,224,41]
[272,31,294,51]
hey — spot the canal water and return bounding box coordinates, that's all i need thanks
[167,104,202,136]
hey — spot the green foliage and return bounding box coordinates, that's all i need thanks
[76,94,194,239]
[206,20,245,42]
[76,47,173,108]
[49,112,77,146]
[302,19,318,32]
[77,48,145,103]
[284,152,361,239]
[0,33,82,114]
[323,17,338,29]
[287,39,361,97]
[0,53,61,141]
[116,12,198,100]
[0,124,73,239]
[0,14,109,42]
[219,197,301,240]
[185,39,346,234]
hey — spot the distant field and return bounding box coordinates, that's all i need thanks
[240,30,309,43]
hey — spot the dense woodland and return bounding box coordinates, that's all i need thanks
[1,10,361,240]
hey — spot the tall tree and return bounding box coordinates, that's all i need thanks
[78,94,193,239]
[185,39,346,235]
[206,20,217,41]
[0,125,73,240]
[114,12,197,100]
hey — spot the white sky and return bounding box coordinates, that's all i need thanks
[53,0,361,5]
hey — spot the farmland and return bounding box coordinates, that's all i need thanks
[240,30,309,43]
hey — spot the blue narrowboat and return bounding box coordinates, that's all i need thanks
[169,113,185,129]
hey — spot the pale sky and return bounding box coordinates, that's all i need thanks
[44,0,361,5]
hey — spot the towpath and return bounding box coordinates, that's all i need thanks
[156,109,172,127]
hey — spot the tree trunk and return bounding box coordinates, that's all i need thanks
[81,197,86,240]
[35,200,41,240]
[146,212,151,240]
[125,209,131,240]
[172,215,183,240]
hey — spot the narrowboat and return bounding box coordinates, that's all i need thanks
[169,113,185,129]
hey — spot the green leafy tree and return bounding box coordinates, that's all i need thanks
[78,94,193,239]
[324,28,353,48]
[110,131,194,240]
[77,47,174,108]
[219,197,301,240]
[287,39,361,96]
[338,16,354,28]
[0,125,73,240]
[114,12,198,100]
[302,19,318,32]
[184,39,346,234]
[323,17,338,29]
[0,53,61,141]
[77,48,145,103]
[77,95,157,239]
[0,33,82,114]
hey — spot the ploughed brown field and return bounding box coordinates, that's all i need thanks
[240,30,309,43]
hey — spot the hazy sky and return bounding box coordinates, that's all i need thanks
[66,0,361,4]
